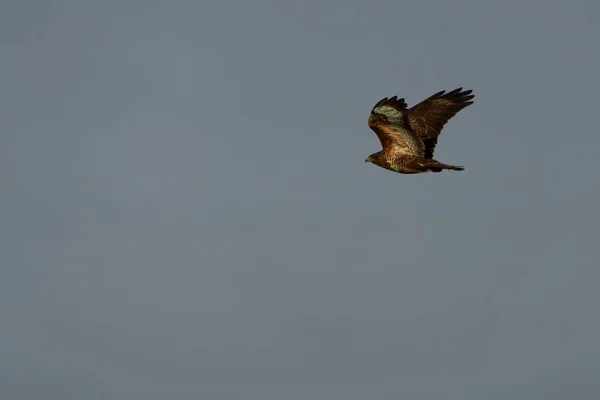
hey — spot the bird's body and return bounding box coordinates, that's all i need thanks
[366,153,465,174]
[365,88,474,174]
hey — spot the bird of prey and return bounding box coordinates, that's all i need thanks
[365,87,474,174]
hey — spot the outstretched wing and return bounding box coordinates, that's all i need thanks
[368,96,424,157]
[407,88,474,158]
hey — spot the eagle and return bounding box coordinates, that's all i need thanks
[365,87,474,174]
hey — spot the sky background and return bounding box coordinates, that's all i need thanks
[2,0,600,399]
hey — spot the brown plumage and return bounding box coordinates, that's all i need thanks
[365,87,474,174]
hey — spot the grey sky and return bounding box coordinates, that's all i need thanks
[2,0,600,399]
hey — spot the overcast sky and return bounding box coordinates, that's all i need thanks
[2,0,600,399]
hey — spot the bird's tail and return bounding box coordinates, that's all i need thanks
[427,160,465,172]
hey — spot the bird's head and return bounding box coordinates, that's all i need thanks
[365,153,378,164]
[365,151,384,165]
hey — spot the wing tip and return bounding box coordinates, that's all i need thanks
[444,88,476,105]
[371,95,408,112]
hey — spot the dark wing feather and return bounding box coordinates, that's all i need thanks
[368,96,425,157]
[407,88,475,158]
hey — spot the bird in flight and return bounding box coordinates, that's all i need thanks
[365,87,474,174]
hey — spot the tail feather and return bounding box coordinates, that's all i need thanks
[427,161,465,172]
[442,164,465,171]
